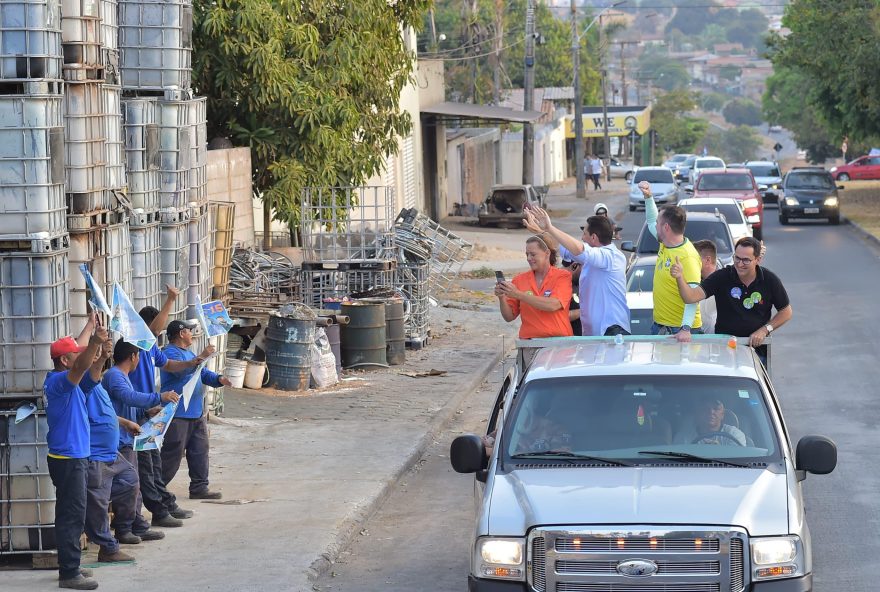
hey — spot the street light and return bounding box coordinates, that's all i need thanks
[572,1,625,198]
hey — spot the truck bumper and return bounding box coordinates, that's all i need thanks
[468,576,527,591]
[751,574,813,591]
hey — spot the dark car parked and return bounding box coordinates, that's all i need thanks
[779,168,842,225]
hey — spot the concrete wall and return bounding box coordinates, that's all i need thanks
[205,147,256,247]
[445,129,499,216]
[499,119,566,186]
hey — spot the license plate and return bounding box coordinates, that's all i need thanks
[805,207,820,214]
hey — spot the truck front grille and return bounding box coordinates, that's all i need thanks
[528,527,747,592]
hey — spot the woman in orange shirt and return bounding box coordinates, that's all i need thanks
[495,235,574,339]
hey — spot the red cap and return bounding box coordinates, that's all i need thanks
[50,337,86,359]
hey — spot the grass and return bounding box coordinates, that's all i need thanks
[465,266,496,279]
[840,181,880,236]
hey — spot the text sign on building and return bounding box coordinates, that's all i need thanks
[565,107,651,138]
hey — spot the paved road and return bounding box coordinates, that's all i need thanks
[318,197,880,591]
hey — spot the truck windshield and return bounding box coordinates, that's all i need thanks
[503,375,779,463]
[697,173,753,191]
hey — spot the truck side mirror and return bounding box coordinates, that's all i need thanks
[620,241,635,252]
[450,434,488,473]
[795,435,837,478]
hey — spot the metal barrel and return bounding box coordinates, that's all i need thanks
[264,315,314,391]
[359,298,406,365]
[340,302,387,368]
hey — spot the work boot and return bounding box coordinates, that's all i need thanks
[58,569,93,580]
[116,532,142,545]
[170,506,193,519]
[189,489,222,500]
[97,548,134,563]
[151,514,183,528]
[58,574,99,590]
[135,529,165,541]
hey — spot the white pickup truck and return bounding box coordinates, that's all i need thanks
[452,336,836,592]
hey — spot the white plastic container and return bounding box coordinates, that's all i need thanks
[118,0,192,90]
[244,360,265,390]
[225,358,246,389]
[0,0,63,81]
[63,80,106,195]
[159,221,188,318]
[122,96,159,211]
[102,83,126,189]
[130,222,161,313]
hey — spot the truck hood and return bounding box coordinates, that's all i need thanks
[693,191,756,202]
[487,466,788,536]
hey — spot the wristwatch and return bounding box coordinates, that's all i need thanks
[680,325,691,332]
[765,324,774,334]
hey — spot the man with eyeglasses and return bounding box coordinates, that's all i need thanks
[670,236,792,364]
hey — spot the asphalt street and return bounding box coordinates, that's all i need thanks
[319,197,880,592]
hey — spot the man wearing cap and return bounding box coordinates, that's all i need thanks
[525,207,631,336]
[45,326,108,590]
[132,286,204,527]
[593,203,622,240]
[102,339,180,544]
[160,320,232,500]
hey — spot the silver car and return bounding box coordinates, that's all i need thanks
[628,167,677,211]
[452,337,837,592]
[745,161,783,205]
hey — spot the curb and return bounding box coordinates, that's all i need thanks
[306,343,510,583]
[843,216,880,249]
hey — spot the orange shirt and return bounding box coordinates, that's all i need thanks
[508,267,574,339]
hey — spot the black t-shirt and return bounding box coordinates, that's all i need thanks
[700,265,790,337]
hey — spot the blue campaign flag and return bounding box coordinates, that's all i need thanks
[197,296,233,338]
[110,283,156,351]
[78,264,111,316]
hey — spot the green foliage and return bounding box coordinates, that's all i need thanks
[650,90,708,153]
[698,92,727,112]
[701,125,761,163]
[665,1,767,51]
[718,65,741,82]
[768,0,880,145]
[427,0,600,104]
[722,98,762,127]
[762,65,838,163]
[637,49,690,92]
[192,0,430,227]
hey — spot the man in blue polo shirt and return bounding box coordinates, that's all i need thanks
[83,338,141,564]
[160,320,231,500]
[45,327,107,590]
[131,287,208,527]
[103,339,179,544]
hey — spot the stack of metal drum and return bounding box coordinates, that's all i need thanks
[0,0,67,557]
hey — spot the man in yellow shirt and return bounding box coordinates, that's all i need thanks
[637,181,702,342]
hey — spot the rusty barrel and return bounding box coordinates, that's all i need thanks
[265,315,315,391]
[340,302,386,368]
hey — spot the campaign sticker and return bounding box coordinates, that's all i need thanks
[543,290,552,296]
[738,390,750,399]
[730,287,742,299]
[743,298,754,310]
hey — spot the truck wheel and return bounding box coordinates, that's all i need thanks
[837,173,850,181]
[778,213,788,225]
[629,205,636,212]
[829,214,840,225]
[625,171,634,182]
[752,226,763,241]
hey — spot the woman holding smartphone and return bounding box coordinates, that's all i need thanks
[494,235,573,339]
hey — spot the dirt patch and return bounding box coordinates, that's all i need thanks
[469,242,523,262]
[841,181,880,236]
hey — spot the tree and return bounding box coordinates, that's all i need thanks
[700,126,761,163]
[769,0,880,144]
[698,92,726,112]
[718,65,741,82]
[650,90,708,153]
[722,98,762,127]
[192,0,431,230]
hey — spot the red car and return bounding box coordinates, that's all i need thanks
[686,168,765,240]
[830,155,880,181]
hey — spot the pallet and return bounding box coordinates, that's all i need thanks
[129,209,159,227]
[405,335,430,350]
[0,233,69,253]
[188,202,209,220]
[61,66,105,82]
[0,79,62,96]
[158,207,190,224]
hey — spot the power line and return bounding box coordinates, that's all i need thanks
[426,38,527,62]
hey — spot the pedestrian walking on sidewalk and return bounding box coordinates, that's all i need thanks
[589,155,604,190]
[132,286,201,527]
[525,207,630,336]
[160,320,231,500]
[83,338,140,565]
[494,235,573,339]
[45,326,108,590]
[103,340,180,544]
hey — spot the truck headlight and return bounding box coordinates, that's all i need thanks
[476,538,525,581]
[824,196,839,207]
[784,197,799,206]
[830,166,838,173]
[751,536,804,581]
[743,198,760,209]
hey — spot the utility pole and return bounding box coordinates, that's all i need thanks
[571,0,585,199]
[492,0,503,104]
[522,0,536,185]
[600,14,611,182]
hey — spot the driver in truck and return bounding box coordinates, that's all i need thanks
[674,398,747,446]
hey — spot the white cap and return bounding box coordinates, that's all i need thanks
[594,202,609,215]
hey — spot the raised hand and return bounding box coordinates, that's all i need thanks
[166,284,180,300]
[199,344,216,360]
[91,325,109,345]
[523,209,543,234]
[638,180,652,198]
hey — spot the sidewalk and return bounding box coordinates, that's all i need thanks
[448,176,633,274]
[2,306,517,592]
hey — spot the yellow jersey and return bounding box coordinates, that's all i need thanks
[653,239,702,328]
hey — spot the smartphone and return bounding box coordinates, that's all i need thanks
[495,271,506,284]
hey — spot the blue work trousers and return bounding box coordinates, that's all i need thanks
[84,453,137,552]
[47,457,88,580]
